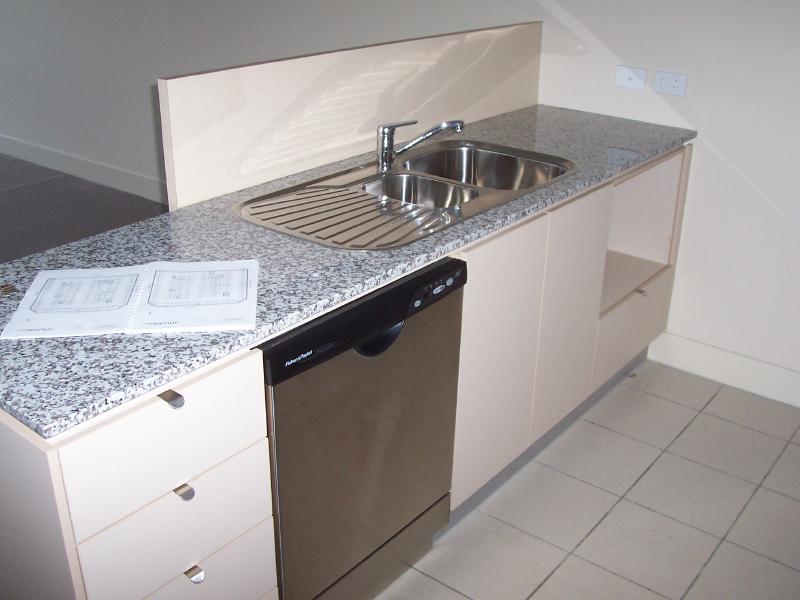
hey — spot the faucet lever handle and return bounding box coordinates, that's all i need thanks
[378,120,417,132]
[377,121,418,173]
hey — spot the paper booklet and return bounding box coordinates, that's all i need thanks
[0,260,259,339]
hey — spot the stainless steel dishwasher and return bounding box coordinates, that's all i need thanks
[260,258,466,600]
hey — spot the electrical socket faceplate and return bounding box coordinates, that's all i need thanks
[615,65,647,90]
[654,71,688,96]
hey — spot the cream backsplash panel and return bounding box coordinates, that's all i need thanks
[159,23,541,209]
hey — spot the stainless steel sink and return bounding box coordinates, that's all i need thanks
[235,140,576,250]
[362,173,477,209]
[402,141,574,191]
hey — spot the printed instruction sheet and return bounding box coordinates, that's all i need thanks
[1,260,259,339]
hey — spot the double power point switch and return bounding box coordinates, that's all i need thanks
[616,65,688,97]
[653,71,688,96]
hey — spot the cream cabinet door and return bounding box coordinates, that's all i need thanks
[451,214,549,509]
[531,187,613,442]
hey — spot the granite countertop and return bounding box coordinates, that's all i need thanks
[0,105,696,439]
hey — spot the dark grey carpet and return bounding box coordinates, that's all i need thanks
[0,154,166,263]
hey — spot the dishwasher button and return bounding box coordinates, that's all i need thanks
[433,284,447,295]
[446,277,454,287]
[413,299,423,309]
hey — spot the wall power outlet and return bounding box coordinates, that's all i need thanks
[615,65,647,90]
[654,71,688,96]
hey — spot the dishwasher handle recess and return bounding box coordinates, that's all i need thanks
[355,320,405,357]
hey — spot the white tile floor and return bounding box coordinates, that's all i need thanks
[377,360,800,600]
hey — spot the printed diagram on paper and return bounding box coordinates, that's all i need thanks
[148,269,249,307]
[0,260,259,339]
[31,274,139,313]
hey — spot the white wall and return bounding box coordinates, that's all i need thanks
[0,0,535,201]
[531,0,800,405]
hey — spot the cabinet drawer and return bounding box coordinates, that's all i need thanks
[593,267,674,388]
[59,350,266,542]
[78,438,271,600]
[147,518,277,600]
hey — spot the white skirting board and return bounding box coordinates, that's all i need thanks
[0,133,167,203]
[649,332,800,408]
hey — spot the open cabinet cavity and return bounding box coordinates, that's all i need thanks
[601,149,688,313]
[593,147,692,388]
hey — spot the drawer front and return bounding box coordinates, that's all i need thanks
[147,518,277,600]
[60,350,266,542]
[79,438,271,600]
[593,267,674,388]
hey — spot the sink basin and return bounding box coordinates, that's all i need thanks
[362,173,478,209]
[402,142,574,191]
[235,140,576,250]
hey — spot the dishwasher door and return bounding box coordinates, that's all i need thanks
[265,261,464,600]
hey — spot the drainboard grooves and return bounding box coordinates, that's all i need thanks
[327,205,419,245]
[249,189,369,217]
[376,213,448,248]
[347,214,425,248]
[272,196,376,227]
[246,189,338,214]
[297,202,392,235]
[245,187,338,210]
[236,185,461,250]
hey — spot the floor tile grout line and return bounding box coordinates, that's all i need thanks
[581,394,713,599]
[0,173,68,196]
[662,449,764,486]
[576,418,668,451]
[562,556,673,600]
[576,386,783,459]
[620,497,726,539]
[694,410,800,444]
[477,510,573,553]
[536,431,745,540]
[789,419,800,445]
[538,440,671,599]
[679,433,794,599]
[620,376,715,412]
[473,462,659,599]
[426,374,794,600]
[580,416,681,451]
[531,457,624,497]
[530,459,624,497]
[760,483,800,504]
[600,384,726,600]
[407,567,474,599]
[531,379,722,599]
[622,372,722,410]
[525,544,571,599]
[722,539,800,575]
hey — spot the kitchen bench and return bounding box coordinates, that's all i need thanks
[0,105,695,599]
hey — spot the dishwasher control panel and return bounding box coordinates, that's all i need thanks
[408,264,466,315]
[261,258,466,385]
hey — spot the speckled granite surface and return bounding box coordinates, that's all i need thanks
[0,106,695,439]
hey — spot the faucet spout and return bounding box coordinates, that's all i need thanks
[376,119,465,173]
[397,120,465,156]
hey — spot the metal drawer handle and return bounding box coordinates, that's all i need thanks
[635,288,648,298]
[173,483,195,501]
[184,565,205,584]
[158,389,185,409]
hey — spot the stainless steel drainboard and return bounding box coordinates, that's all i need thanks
[236,186,456,250]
